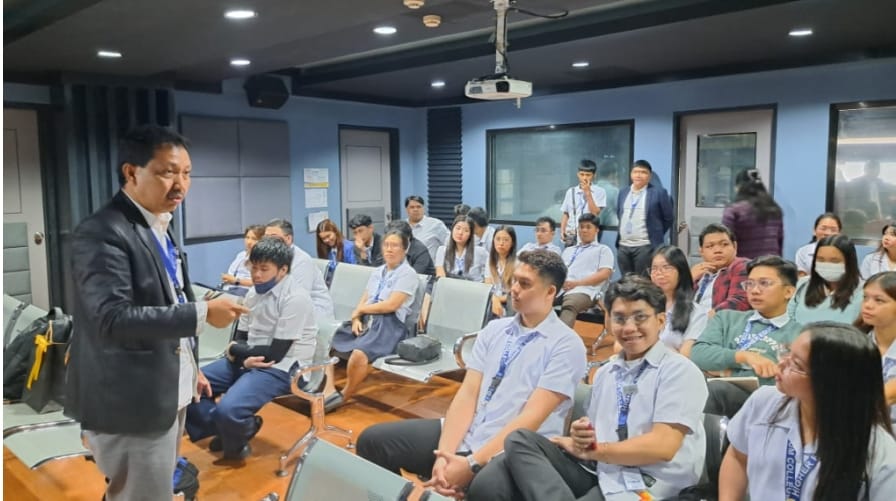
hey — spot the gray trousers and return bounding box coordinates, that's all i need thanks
[83,407,186,501]
[555,293,594,328]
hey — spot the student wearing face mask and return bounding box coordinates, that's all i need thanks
[788,234,864,325]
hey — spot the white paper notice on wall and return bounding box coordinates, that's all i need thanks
[308,211,329,232]
[304,168,329,188]
[305,188,328,208]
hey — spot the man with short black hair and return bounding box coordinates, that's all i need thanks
[468,207,495,252]
[406,195,450,261]
[560,159,607,247]
[691,223,749,313]
[518,216,561,255]
[348,213,384,267]
[264,219,334,320]
[555,213,615,327]
[616,160,674,276]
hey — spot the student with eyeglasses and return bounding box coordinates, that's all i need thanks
[517,216,562,256]
[690,223,750,315]
[646,245,710,357]
[787,234,864,325]
[690,255,803,418]
[855,271,896,425]
[720,322,896,501]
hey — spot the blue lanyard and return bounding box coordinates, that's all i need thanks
[328,248,338,270]
[614,362,649,441]
[735,320,777,351]
[482,325,540,404]
[883,357,896,381]
[567,244,588,267]
[373,266,396,303]
[628,191,644,218]
[695,273,714,302]
[784,440,818,501]
[152,235,185,304]
[454,255,465,274]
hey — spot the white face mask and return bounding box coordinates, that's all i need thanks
[814,262,846,283]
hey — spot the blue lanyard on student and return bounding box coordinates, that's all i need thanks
[628,191,644,218]
[614,362,649,441]
[883,357,896,381]
[784,440,818,501]
[735,320,777,351]
[328,248,338,271]
[482,325,540,405]
[567,244,588,267]
[454,255,465,274]
[695,273,714,302]
[153,236,185,304]
[373,266,396,303]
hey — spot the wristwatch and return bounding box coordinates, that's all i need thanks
[466,455,483,474]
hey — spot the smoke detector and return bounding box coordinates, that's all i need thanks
[423,14,441,28]
[404,0,424,8]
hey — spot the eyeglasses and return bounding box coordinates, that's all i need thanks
[741,279,779,291]
[777,346,809,376]
[649,264,676,275]
[610,312,656,326]
[535,227,553,233]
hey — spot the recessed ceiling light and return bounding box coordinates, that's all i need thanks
[431,80,446,88]
[373,26,397,35]
[224,9,257,19]
[97,50,122,58]
[788,28,813,37]
[230,58,251,67]
[571,61,589,68]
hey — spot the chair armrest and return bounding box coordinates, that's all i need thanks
[290,357,340,398]
[453,332,480,370]
[584,358,613,384]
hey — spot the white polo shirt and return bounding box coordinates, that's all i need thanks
[363,261,419,323]
[587,341,707,499]
[410,215,450,262]
[561,241,615,298]
[794,242,818,275]
[518,241,562,256]
[435,245,489,282]
[659,302,710,351]
[727,385,896,501]
[560,184,608,235]
[870,331,896,425]
[619,187,650,247]
[462,312,586,453]
[290,244,335,320]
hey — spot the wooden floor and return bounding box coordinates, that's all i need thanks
[3,323,614,501]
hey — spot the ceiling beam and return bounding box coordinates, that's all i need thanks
[4,0,105,45]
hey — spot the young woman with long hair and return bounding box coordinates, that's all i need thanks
[855,271,896,424]
[795,213,842,277]
[722,169,784,258]
[647,245,709,356]
[861,224,896,278]
[315,218,356,284]
[720,321,896,500]
[485,226,517,318]
[434,216,487,281]
[788,234,863,324]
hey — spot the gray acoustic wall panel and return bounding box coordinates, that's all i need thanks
[240,177,292,228]
[185,178,243,239]
[181,116,240,177]
[239,120,290,177]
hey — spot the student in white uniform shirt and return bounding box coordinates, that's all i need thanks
[435,216,489,282]
[405,195,450,262]
[264,218,335,321]
[720,322,896,501]
[794,213,841,277]
[855,272,896,424]
[861,224,896,278]
[555,213,615,327]
[485,226,517,319]
[220,224,264,294]
[468,206,496,252]
[518,216,562,256]
[356,249,586,500]
[560,159,607,247]
[493,276,707,501]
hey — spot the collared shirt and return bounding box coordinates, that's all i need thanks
[462,312,586,452]
[588,342,707,498]
[474,226,496,253]
[727,385,896,501]
[410,215,450,262]
[619,186,650,247]
[561,241,615,298]
[788,276,864,325]
[794,242,818,275]
[660,302,710,351]
[225,249,251,293]
[517,241,562,256]
[862,251,896,279]
[870,331,896,425]
[695,272,719,309]
[435,245,489,282]
[290,244,335,321]
[123,191,206,409]
[364,260,419,323]
[237,274,317,372]
[560,184,608,235]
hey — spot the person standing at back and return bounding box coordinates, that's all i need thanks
[559,159,606,247]
[615,160,674,276]
[722,169,784,259]
[65,125,247,501]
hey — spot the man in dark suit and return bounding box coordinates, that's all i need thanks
[65,125,247,500]
[615,160,674,276]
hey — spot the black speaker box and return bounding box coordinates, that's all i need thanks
[243,75,289,109]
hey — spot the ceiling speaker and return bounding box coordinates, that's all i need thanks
[243,75,289,109]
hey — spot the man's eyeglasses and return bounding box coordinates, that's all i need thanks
[610,312,656,326]
[741,279,779,291]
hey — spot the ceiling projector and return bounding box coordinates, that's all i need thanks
[465,76,532,100]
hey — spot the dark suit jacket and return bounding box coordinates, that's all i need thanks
[615,184,674,248]
[64,191,198,434]
[696,256,750,312]
[353,232,385,267]
[407,238,436,275]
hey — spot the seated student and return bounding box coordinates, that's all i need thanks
[487,276,707,501]
[560,159,607,247]
[454,203,471,218]
[555,213,614,328]
[386,219,435,275]
[648,245,709,356]
[794,213,841,277]
[690,255,803,418]
[485,226,517,319]
[861,224,896,277]
[468,206,496,252]
[406,195,450,262]
[186,238,316,460]
[221,224,265,294]
[357,249,586,500]
[517,216,562,255]
[315,218,356,285]
[349,213,384,267]
[855,272,896,424]
[788,234,863,324]
[690,223,750,314]
[326,229,419,410]
[265,219,335,320]
[720,322,896,501]
[435,216,489,282]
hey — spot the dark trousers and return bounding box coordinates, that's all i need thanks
[703,380,752,419]
[616,244,654,277]
[185,358,291,454]
[356,418,522,501]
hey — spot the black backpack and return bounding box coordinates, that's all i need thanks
[173,456,200,500]
[2,308,73,400]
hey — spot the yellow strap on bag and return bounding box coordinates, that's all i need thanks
[26,322,53,389]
